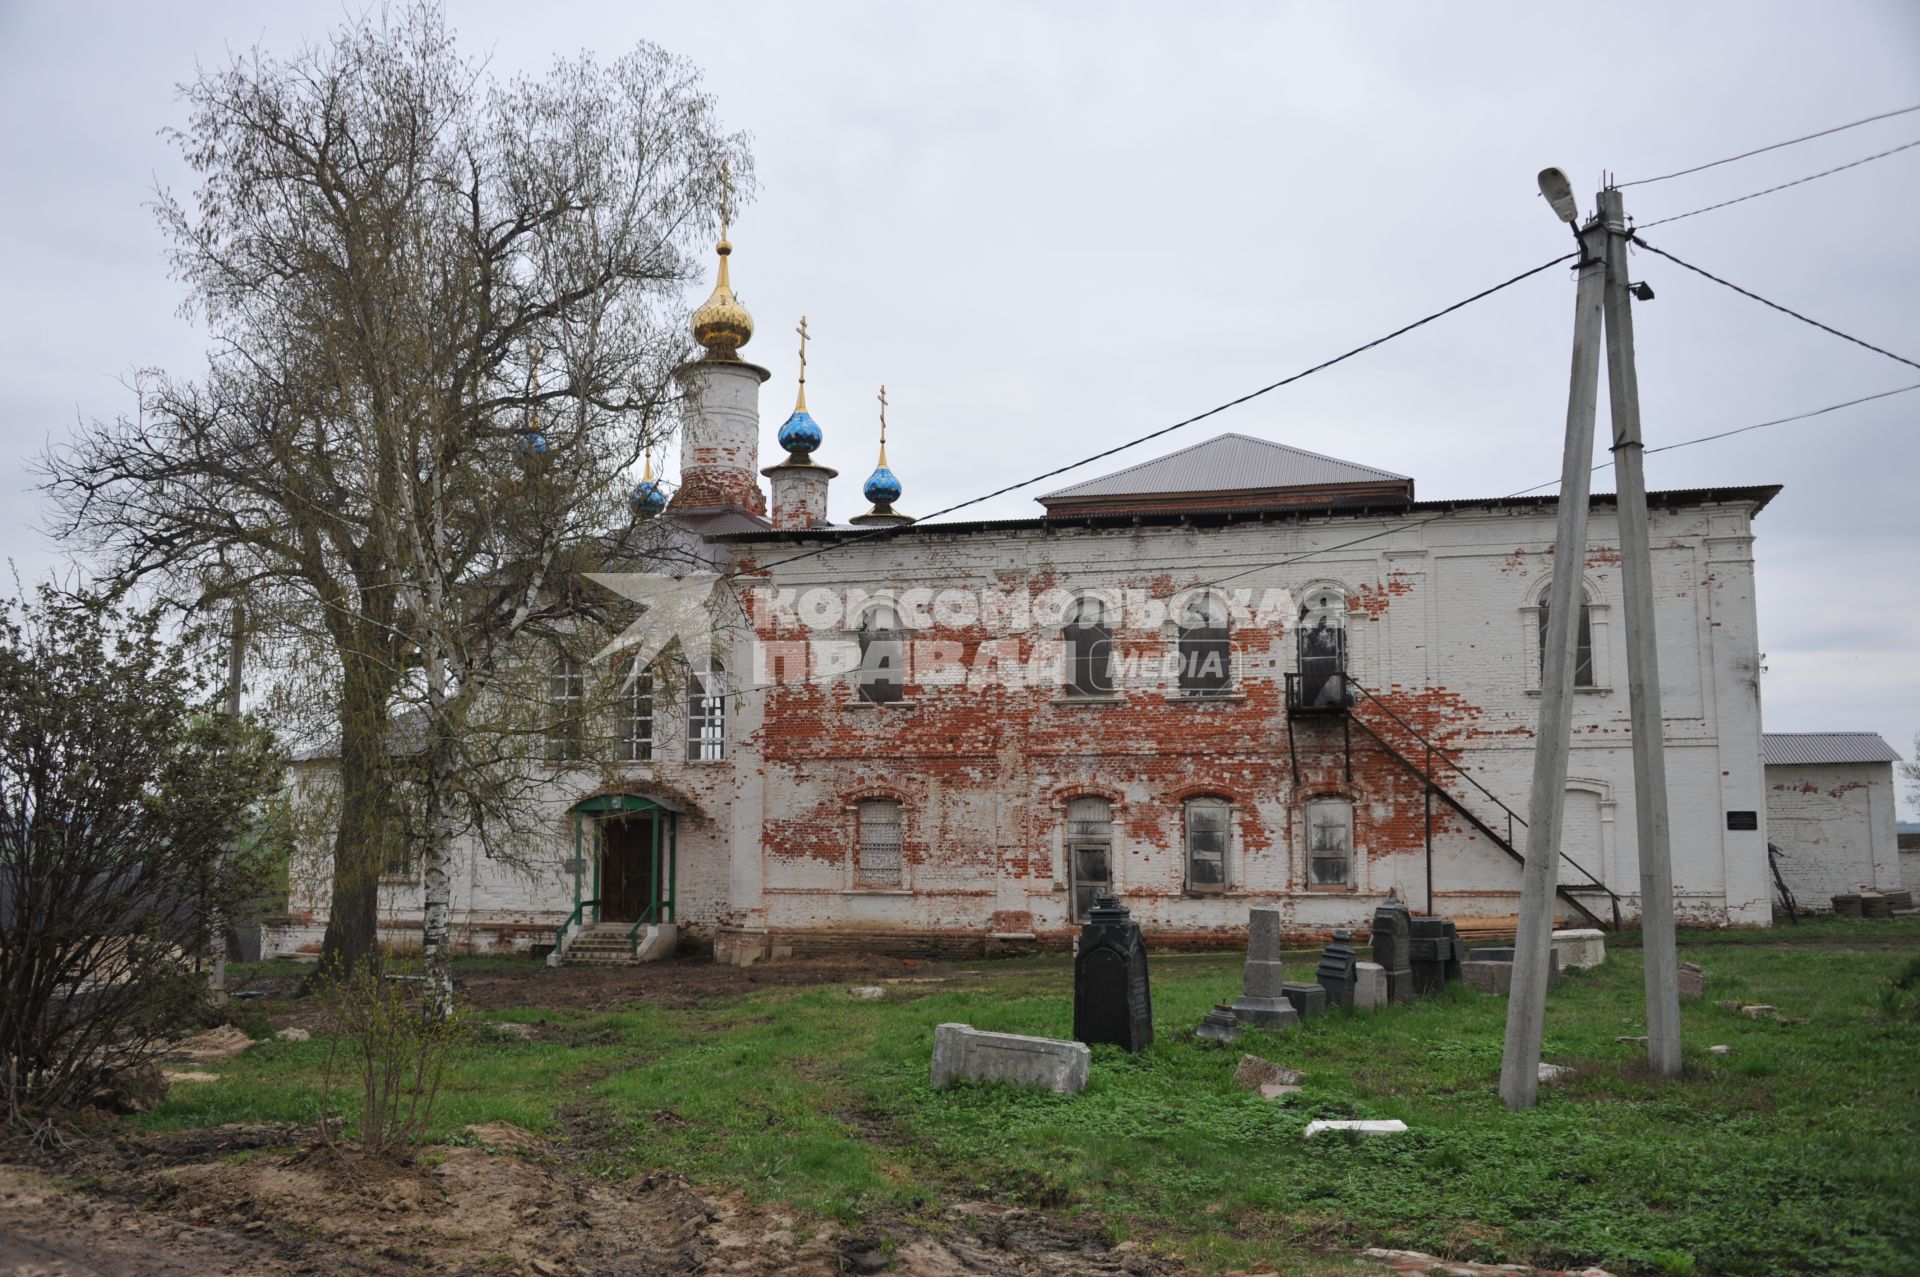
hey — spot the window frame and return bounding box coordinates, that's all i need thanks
[1296,586,1351,708]
[1304,795,1355,890]
[1182,795,1232,893]
[855,797,905,889]
[1062,596,1115,699]
[1535,594,1597,688]
[545,654,586,763]
[1176,593,1233,695]
[855,601,907,705]
[617,657,654,763]
[686,657,726,762]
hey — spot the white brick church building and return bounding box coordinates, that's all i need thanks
[266,222,1782,964]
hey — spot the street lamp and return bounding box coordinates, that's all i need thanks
[1536,168,1580,224]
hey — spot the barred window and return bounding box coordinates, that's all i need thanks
[545,656,585,762]
[618,658,653,763]
[857,799,903,888]
[1184,796,1230,890]
[687,658,725,761]
[1063,597,1114,698]
[1307,797,1353,887]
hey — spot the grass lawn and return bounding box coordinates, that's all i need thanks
[167,922,1920,1276]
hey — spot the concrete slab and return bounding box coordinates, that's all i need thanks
[1303,1119,1407,1138]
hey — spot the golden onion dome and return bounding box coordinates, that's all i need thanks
[691,237,753,360]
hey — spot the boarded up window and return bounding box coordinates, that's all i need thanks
[1184,797,1230,890]
[858,799,903,888]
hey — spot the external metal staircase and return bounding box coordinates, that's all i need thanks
[1285,672,1622,931]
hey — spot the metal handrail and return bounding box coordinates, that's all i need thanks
[553,899,600,953]
[1343,678,1617,900]
[627,903,660,955]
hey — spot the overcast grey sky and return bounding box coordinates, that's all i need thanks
[2,2,1916,812]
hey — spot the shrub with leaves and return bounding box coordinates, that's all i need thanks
[0,589,281,1123]
[316,962,464,1155]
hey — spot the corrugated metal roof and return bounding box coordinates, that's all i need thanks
[1039,433,1410,503]
[1763,732,1903,766]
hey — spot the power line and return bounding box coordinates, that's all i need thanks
[1636,138,1920,229]
[724,251,1580,581]
[1630,236,1920,373]
[1617,104,1920,187]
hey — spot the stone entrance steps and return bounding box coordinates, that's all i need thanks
[561,921,677,965]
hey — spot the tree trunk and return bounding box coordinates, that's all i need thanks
[314,655,395,982]
[419,643,457,1019]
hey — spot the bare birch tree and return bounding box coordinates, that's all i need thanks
[45,3,749,979]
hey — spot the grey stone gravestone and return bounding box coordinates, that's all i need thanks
[1231,907,1300,1030]
[1281,982,1327,1020]
[1370,899,1414,1004]
[930,1024,1090,1094]
[1316,930,1358,1009]
[1192,1003,1243,1045]
[1678,960,1704,1001]
[1073,892,1153,1051]
[1408,916,1464,995]
[1353,961,1388,1009]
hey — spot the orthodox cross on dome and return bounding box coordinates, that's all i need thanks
[794,315,809,411]
[718,158,732,243]
[876,384,889,467]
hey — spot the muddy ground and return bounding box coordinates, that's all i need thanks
[3,956,1202,1277]
[1,1120,1193,1277]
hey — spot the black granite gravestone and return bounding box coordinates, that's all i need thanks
[1408,916,1465,995]
[1370,900,1414,1004]
[1315,930,1358,1009]
[1073,892,1154,1051]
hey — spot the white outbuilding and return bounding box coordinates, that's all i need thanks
[1763,732,1904,910]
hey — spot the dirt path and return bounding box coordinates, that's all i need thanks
[1,1122,1192,1277]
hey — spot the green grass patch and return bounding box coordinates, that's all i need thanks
[150,924,1920,1275]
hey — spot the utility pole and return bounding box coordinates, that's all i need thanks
[1600,186,1683,1075]
[1500,174,1607,1110]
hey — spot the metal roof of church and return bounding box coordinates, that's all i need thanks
[1762,733,1903,766]
[1038,432,1410,504]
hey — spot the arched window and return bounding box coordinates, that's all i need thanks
[1177,594,1231,694]
[1537,594,1595,688]
[617,657,653,763]
[856,602,906,704]
[545,655,585,762]
[857,798,903,888]
[1306,796,1354,887]
[1183,796,1230,890]
[1065,795,1113,920]
[687,657,726,761]
[1063,597,1114,698]
[1297,587,1348,709]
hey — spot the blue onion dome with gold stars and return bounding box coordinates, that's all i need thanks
[778,408,822,456]
[863,459,901,505]
[630,453,668,515]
